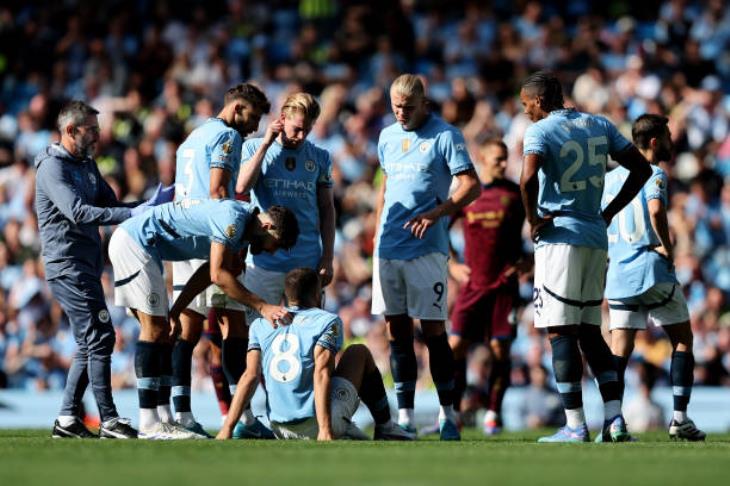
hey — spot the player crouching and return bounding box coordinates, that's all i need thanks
[217,268,415,441]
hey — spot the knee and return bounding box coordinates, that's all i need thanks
[89,327,116,356]
[387,317,414,342]
[345,343,372,365]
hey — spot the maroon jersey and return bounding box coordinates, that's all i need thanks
[456,179,525,290]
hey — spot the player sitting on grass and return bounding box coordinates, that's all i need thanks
[216,268,415,441]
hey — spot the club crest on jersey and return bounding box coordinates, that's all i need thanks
[98,309,110,323]
[401,139,410,152]
[225,224,237,239]
[222,141,232,154]
[285,156,296,171]
[656,178,664,189]
[305,160,316,172]
[419,142,431,153]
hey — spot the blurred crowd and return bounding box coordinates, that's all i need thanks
[1,0,729,428]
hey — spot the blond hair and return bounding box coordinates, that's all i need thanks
[281,92,321,124]
[390,74,425,99]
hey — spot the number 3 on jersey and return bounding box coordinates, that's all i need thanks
[177,148,195,199]
[270,333,302,383]
[560,136,607,193]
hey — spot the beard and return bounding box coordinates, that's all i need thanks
[655,145,673,162]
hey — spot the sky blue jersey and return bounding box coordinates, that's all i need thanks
[248,307,343,424]
[242,138,333,272]
[377,114,474,260]
[174,118,242,201]
[603,165,676,299]
[523,109,632,249]
[121,199,254,265]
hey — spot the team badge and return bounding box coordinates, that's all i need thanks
[285,156,296,171]
[147,293,160,307]
[222,141,232,154]
[98,309,110,323]
[656,178,664,189]
[305,160,316,172]
[225,224,237,239]
[401,139,410,152]
[419,142,431,153]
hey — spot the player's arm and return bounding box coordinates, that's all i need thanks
[209,241,291,326]
[648,198,673,262]
[316,185,336,287]
[168,261,213,335]
[405,169,480,239]
[520,153,552,241]
[216,350,262,440]
[235,120,283,194]
[373,172,387,244]
[313,344,336,441]
[210,168,232,199]
[601,146,652,224]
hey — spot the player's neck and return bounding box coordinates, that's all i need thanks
[639,148,659,165]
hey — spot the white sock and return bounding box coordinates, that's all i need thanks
[139,408,160,431]
[221,414,227,425]
[157,404,173,424]
[398,408,414,426]
[603,400,621,421]
[57,415,77,427]
[242,408,256,426]
[565,408,586,429]
[438,405,456,423]
[484,410,498,424]
[673,410,687,423]
[229,384,237,396]
[175,411,195,428]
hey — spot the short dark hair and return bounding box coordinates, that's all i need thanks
[267,205,299,250]
[224,83,270,114]
[57,100,99,132]
[521,71,564,110]
[284,267,320,305]
[631,114,669,150]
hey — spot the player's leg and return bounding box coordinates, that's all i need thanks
[534,244,589,442]
[335,344,415,440]
[607,297,644,403]
[448,334,472,416]
[205,314,231,418]
[608,327,638,401]
[448,282,484,418]
[372,257,417,433]
[650,284,705,440]
[483,288,516,435]
[171,309,206,434]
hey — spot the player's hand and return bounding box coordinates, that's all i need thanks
[317,429,334,441]
[317,257,334,287]
[261,304,293,328]
[263,119,284,146]
[528,215,553,242]
[448,261,471,285]
[216,426,233,440]
[169,313,181,338]
[404,208,441,239]
[654,245,675,271]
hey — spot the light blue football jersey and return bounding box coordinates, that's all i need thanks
[523,109,632,249]
[603,165,676,299]
[121,199,254,265]
[377,114,474,260]
[242,138,333,272]
[174,118,242,201]
[248,306,343,424]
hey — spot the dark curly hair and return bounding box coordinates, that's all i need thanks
[224,83,271,114]
[267,205,299,251]
[521,71,565,111]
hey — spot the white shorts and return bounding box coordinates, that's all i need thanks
[371,252,448,320]
[207,263,285,322]
[269,377,360,440]
[608,282,689,330]
[533,244,607,328]
[172,259,209,317]
[109,228,169,317]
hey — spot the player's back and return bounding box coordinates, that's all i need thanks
[523,108,631,249]
[603,165,674,299]
[249,307,342,424]
[175,118,242,201]
[121,199,253,262]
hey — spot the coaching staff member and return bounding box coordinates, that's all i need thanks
[35,101,173,439]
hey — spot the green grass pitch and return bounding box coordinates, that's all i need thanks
[2,429,729,485]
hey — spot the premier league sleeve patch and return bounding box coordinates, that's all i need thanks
[225,224,237,239]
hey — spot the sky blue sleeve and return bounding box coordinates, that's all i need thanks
[317,149,334,188]
[209,129,241,172]
[645,169,668,206]
[439,127,473,175]
[248,321,261,351]
[240,139,258,165]
[523,123,547,157]
[208,206,244,247]
[377,133,387,173]
[316,317,343,353]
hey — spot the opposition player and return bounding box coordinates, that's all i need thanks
[223,92,335,438]
[604,114,705,441]
[216,268,414,441]
[170,83,270,436]
[108,199,298,439]
[519,71,651,442]
[372,74,480,440]
[448,138,526,435]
